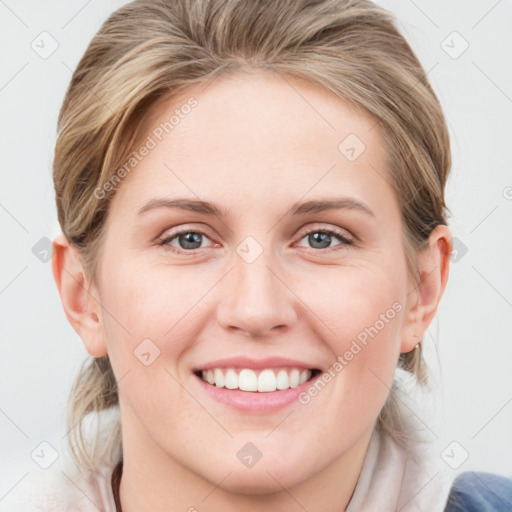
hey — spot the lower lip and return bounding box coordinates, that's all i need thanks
[193,372,322,413]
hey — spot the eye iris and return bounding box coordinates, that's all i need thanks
[179,232,202,249]
[171,231,339,251]
[309,232,331,249]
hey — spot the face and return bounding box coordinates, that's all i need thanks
[92,71,417,492]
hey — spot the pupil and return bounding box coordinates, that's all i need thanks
[177,232,332,250]
[309,232,330,249]
[180,232,202,249]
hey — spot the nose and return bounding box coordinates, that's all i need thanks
[216,250,298,338]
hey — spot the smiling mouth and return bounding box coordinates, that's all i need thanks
[193,367,322,393]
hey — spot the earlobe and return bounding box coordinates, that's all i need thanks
[52,233,107,358]
[400,225,452,353]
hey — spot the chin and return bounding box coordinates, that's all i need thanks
[216,469,305,496]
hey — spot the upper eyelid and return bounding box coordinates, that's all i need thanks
[158,223,213,239]
[159,223,351,238]
[158,224,354,249]
[158,227,213,245]
[300,224,353,238]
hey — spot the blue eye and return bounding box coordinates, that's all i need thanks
[157,229,213,254]
[157,226,354,255]
[297,228,354,252]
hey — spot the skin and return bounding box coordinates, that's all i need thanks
[53,70,451,512]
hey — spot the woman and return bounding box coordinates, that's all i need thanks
[4,0,511,510]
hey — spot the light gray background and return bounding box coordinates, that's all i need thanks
[1,0,511,499]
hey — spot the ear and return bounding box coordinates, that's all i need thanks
[51,233,107,358]
[400,224,452,353]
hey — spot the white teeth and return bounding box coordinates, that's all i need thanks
[257,369,276,392]
[200,367,313,392]
[239,369,258,391]
[299,369,309,385]
[276,369,289,390]
[213,368,225,388]
[224,369,238,389]
[289,369,300,388]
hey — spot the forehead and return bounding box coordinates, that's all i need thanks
[142,70,381,159]
[111,70,395,216]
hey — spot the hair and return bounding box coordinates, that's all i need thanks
[53,0,451,472]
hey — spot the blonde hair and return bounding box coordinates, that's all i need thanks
[54,0,451,472]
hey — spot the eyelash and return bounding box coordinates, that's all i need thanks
[299,227,354,252]
[157,226,354,255]
[157,228,213,255]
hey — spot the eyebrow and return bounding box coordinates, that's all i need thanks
[137,197,375,218]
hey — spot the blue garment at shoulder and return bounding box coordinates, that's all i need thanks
[444,471,512,511]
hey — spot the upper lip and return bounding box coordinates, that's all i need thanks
[193,356,322,372]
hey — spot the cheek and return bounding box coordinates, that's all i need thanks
[101,254,208,329]
[97,259,213,376]
[298,265,405,399]
[96,263,211,429]
[305,263,405,348]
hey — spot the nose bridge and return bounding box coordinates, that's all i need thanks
[216,241,297,336]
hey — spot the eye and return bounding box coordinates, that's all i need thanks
[157,228,217,254]
[296,227,354,252]
[157,225,354,255]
